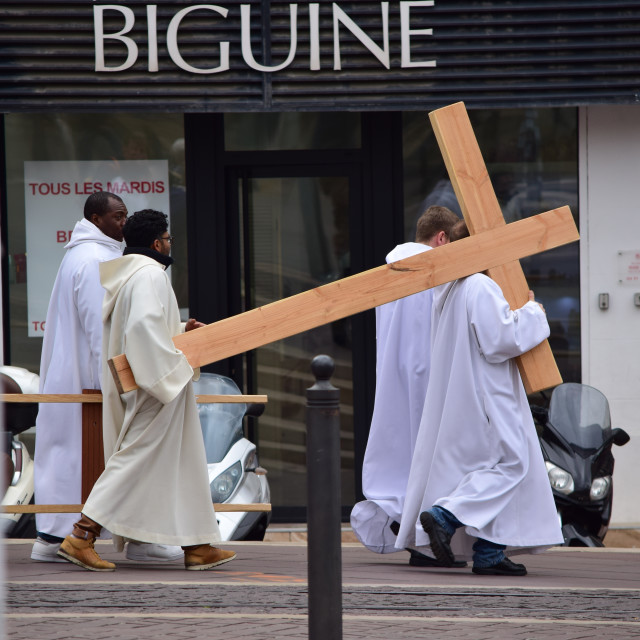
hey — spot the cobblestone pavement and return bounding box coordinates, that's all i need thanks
[5,541,640,639]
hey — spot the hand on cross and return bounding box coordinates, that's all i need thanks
[185,318,205,331]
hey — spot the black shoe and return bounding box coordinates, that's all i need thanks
[408,548,467,568]
[419,511,455,567]
[389,520,400,536]
[472,558,527,576]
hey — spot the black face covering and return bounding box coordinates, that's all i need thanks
[123,247,174,269]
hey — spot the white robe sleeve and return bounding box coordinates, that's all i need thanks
[73,258,105,388]
[123,269,194,404]
[467,275,550,364]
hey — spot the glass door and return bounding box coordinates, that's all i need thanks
[230,166,359,517]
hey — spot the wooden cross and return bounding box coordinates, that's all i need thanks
[429,102,564,392]
[109,102,579,395]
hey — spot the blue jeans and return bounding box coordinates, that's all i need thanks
[37,531,65,544]
[430,505,506,568]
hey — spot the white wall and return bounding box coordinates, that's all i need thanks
[580,105,640,526]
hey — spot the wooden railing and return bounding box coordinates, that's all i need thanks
[1,391,270,514]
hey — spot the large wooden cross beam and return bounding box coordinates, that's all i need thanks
[109,103,579,395]
[110,214,577,395]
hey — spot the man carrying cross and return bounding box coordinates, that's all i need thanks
[395,220,563,575]
[57,209,236,572]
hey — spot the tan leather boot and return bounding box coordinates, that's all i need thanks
[57,535,116,572]
[71,513,103,540]
[183,544,236,570]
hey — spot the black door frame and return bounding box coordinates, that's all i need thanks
[226,162,363,383]
[184,112,405,520]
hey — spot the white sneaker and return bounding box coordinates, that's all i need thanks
[31,536,67,563]
[125,541,184,562]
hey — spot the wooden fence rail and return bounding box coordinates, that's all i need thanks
[2,391,269,513]
[2,503,271,514]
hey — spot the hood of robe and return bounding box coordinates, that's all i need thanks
[65,218,124,252]
[99,254,162,322]
[385,242,429,264]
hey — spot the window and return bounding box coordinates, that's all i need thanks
[4,113,187,371]
[403,108,580,382]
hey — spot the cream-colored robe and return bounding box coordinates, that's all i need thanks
[82,254,221,549]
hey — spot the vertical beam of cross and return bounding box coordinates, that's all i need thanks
[429,102,563,393]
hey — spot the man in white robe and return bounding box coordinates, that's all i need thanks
[31,192,127,560]
[396,221,563,575]
[57,209,236,572]
[350,206,459,563]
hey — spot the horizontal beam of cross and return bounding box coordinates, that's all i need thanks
[109,207,579,395]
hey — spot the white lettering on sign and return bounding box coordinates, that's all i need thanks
[94,5,138,72]
[148,4,158,72]
[241,4,298,72]
[167,5,230,74]
[400,1,435,68]
[333,2,389,71]
[93,2,436,73]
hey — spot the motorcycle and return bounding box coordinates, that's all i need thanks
[193,372,271,541]
[0,366,39,538]
[531,382,630,547]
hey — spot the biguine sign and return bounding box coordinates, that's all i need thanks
[94,2,437,73]
[1,1,639,111]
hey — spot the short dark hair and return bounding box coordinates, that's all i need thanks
[122,210,168,248]
[449,219,470,242]
[415,205,459,243]
[83,191,123,220]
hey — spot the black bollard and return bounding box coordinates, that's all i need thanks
[306,355,342,640]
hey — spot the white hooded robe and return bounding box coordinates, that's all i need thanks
[351,242,434,553]
[82,253,221,549]
[396,273,563,559]
[34,219,123,538]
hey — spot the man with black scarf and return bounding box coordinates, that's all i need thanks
[57,210,236,572]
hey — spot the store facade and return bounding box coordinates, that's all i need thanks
[1,1,639,522]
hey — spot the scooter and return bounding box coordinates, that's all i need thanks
[193,372,271,541]
[0,366,39,538]
[531,382,630,547]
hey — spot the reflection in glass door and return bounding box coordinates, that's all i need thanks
[235,172,355,515]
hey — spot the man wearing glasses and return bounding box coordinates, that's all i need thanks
[57,209,236,572]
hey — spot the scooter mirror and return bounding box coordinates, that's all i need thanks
[530,404,548,424]
[245,403,265,418]
[612,428,631,447]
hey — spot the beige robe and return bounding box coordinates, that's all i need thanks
[82,254,221,549]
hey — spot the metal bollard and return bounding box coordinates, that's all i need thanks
[306,354,343,640]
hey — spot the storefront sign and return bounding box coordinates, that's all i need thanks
[618,250,640,286]
[94,2,436,73]
[24,160,170,337]
[3,1,638,111]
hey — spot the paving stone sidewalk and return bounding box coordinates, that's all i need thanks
[4,541,640,639]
